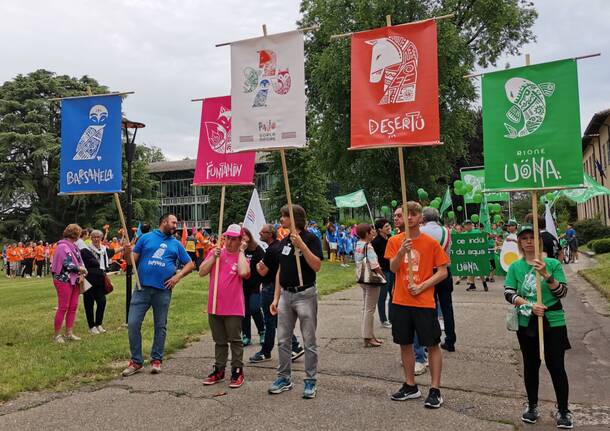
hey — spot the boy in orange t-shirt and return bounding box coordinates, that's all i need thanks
[385,201,449,408]
[34,241,45,277]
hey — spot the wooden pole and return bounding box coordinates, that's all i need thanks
[114,193,141,290]
[385,14,414,285]
[212,185,226,315]
[280,149,304,287]
[523,53,544,362]
[261,22,304,287]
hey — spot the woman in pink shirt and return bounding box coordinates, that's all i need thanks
[199,224,250,388]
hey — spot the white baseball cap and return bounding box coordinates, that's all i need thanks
[223,224,242,238]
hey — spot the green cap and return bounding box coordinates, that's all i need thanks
[517,224,534,236]
[507,219,518,227]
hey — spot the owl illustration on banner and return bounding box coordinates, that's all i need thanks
[366,36,418,105]
[73,104,108,161]
[243,49,291,108]
[204,106,232,154]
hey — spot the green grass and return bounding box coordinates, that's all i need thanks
[579,252,610,302]
[0,261,354,401]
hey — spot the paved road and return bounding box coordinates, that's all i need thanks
[1,257,609,430]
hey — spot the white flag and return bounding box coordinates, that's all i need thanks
[243,189,267,248]
[545,203,559,240]
[231,30,306,152]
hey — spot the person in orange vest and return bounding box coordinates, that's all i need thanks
[34,241,46,278]
[195,228,207,269]
[7,243,22,278]
[22,242,35,278]
[109,237,124,272]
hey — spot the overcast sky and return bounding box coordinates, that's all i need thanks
[1,0,607,160]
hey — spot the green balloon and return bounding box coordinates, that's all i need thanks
[454,180,463,190]
[457,205,463,212]
[419,191,429,201]
[417,188,425,194]
[471,214,480,223]
[381,205,389,214]
[447,211,455,219]
[493,214,502,223]
[430,200,440,209]
[546,192,555,202]
[391,200,398,208]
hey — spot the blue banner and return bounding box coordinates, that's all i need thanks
[59,95,122,194]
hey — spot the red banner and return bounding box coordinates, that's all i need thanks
[193,96,255,186]
[350,20,440,149]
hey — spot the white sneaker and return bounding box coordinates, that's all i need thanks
[381,321,392,329]
[414,362,427,375]
[53,335,65,344]
[65,334,81,341]
[89,327,100,335]
[96,325,106,333]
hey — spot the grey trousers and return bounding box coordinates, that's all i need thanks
[208,314,243,369]
[277,286,318,381]
[360,284,380,339]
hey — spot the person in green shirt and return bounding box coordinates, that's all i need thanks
[503,224,572,429]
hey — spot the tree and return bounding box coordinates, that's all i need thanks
[0,70,163,241]
[298,0,537,208]
[267,148,333,223]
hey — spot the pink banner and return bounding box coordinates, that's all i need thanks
[193,96,255,185]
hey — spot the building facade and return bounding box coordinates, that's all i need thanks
[580,109,610,226]
[148,156,273,229]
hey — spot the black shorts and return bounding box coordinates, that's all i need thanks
[390,304,441,347]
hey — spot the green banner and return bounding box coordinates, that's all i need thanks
[449,233,491,276]
[334,189,368,208]
[461,169,509,203]
[559,173,610,203]
[482,59,583,191]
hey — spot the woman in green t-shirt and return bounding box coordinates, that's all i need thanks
[504,224,573,429]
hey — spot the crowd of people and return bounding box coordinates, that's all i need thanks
[4,200,576,428]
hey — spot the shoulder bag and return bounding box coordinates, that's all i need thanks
[357,244,387,285]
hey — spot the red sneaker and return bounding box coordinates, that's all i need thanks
[150,360,162,374]
[202,366,225,385]
[121,360,143,377]
[229,368,244,388]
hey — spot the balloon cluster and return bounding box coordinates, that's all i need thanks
[453,180,474,197]
[417,188,428,202]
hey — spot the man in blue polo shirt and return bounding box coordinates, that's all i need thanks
[122,213,194,377]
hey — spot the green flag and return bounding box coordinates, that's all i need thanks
[439,186,452,216]
[460,169,509,203]
[483,59,583,191]
[479,195,492,234]
[560,174,610,203]
[334,189,368,208]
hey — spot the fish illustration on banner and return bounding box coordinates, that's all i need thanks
[503,78,555,139]
[350,20,440,149]
[59,95,122,194]
[193,96,255,186]
[483,59,583,191]
[230,30,306,152]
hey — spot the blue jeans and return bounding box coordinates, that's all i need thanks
[242,290,265,340]
[128,286,172,365]
[414,335,427,363]
[378,270,394,323]
[261,283,300,356]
